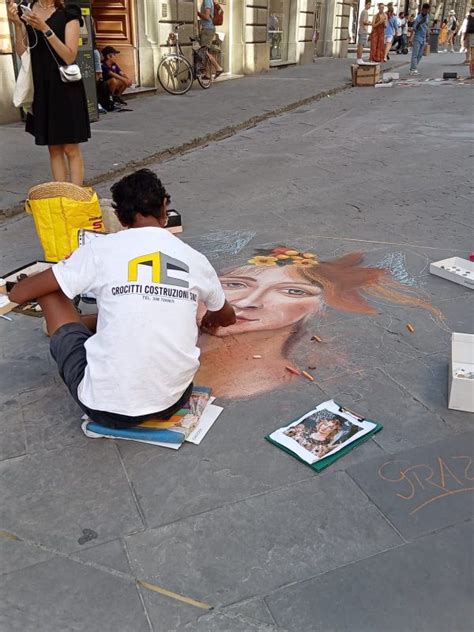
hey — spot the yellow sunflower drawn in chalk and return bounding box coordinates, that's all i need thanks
[249,248,319,267]
[247,256,278,266]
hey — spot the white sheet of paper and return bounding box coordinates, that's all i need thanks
[186,403,223,445]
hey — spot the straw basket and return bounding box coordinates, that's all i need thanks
[28,182,94,202]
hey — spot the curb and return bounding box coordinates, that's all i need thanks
[0,83,351,221]
[0,61,408,222]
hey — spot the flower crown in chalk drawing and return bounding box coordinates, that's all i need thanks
[248,247,319,267]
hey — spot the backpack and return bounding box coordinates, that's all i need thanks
[96,78,115,112]
[213,1,224,26]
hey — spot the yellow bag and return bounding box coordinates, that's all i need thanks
[25,183,104,262]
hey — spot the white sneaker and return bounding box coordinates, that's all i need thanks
[409,70,419,75]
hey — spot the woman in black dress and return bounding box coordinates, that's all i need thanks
[8,0,90,185]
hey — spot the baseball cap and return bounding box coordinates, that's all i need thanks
[102,46,120,57]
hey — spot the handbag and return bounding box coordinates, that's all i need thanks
[43,33,82,82]
[13,49,34,111]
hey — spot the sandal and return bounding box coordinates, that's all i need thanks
[214,69,223,78]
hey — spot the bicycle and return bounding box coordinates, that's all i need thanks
[157,22,213,95]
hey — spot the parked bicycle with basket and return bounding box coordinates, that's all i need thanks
[157,23,214,95]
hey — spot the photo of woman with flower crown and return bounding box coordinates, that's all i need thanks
[197,246,442,399]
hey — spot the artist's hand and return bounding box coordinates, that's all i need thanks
[7,1,22,25]
[22,12,49,33]
[200,311,220,335]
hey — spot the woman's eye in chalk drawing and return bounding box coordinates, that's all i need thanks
[222,281,248,290]
[279,287,316,297]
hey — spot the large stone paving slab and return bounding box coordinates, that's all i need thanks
[383,352,473,433]
[0,557,150,632]
[118,387,325,529]
[318,368,451,453]
[0,536,54,576]
[0,443,143,552]
[125,473,401,618]
[347,432,474,539]
[0,396,26,461]
[73,538,132,575]
[265,522,474,632]
[19,383,88,453]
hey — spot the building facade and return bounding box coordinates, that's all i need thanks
[91,0,317,85]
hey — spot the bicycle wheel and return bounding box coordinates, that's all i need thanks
[157,55,193,95]
[196,57,213,89]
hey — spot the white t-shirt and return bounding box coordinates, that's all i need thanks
[359,9,369,34]
[53,227,225,416]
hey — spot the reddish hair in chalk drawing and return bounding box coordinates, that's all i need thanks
[249,248,442,319]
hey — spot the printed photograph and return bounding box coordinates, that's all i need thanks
[283,409,362,460]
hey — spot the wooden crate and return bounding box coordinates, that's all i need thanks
[351,63,380,87]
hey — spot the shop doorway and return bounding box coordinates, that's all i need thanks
[92,0,138,83]
[268,0,293,65]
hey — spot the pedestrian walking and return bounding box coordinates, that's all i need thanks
[393,11,407,54]
[357,0,372,64]
[463,7,474,64]
[410,3,430,75]
[446,10,457,52]
[369,3,387,62]
[439,18,448,50]
[407,14,416,46]
[458,11,470,52]
[7,0,90,186]
[384,6,398,60]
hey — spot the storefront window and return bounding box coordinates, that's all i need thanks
[268,0,290,63]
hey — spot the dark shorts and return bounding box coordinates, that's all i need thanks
[50,322,193,429]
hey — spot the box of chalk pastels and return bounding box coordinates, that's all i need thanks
[166,209,182,234]
[0,261,52,317]
[429,257,474,290]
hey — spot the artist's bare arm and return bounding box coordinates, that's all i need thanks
[9,269,60,305]
[200,300,236,334]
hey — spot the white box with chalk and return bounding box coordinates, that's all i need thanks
[448,332,474,413]
[430,256,474,289]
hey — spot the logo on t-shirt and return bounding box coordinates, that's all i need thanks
[111,250,198,303]
[128,251,189,288]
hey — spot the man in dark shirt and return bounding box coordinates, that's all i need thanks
[101,46,132,106]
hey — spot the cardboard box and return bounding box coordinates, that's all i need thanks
[448,333,474,413]
[429,256,474,290]
[351,63,380,87]
[0,261,52,317]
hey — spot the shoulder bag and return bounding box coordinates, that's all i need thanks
[43,32,82,82]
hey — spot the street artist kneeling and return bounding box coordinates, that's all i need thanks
[9,169,236,428]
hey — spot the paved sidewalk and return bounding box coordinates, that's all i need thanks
[0,57,409,217]
[1,53,473,632]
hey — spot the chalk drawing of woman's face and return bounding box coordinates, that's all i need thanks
[217,264,324,336]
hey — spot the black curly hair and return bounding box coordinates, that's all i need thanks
[110,169,169,227]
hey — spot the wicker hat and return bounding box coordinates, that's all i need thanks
[27,182,94,201]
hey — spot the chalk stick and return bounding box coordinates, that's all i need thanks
[252,355,262,359]
[406,324,415,333]
[311,335,322,343]
[285,365,301,376]
[302,370,314,382]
